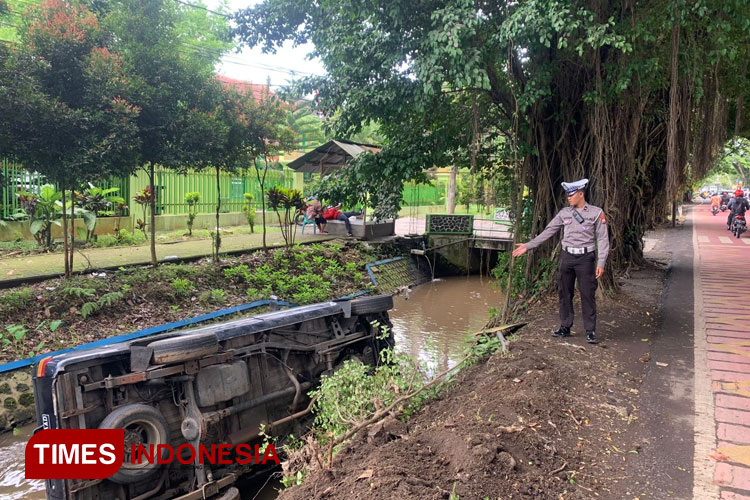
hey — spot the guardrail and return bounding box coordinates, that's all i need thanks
[471,217,513,239]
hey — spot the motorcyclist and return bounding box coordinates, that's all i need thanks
[721,191,731,207]
[711,193,722,213]
[728,189,750,230]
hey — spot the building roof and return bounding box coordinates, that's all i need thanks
[287,140,381,174]
[216,75,274,102]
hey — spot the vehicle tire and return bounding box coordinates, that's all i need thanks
[149,332,219,364]
[349,295,394,315]
[98,403,169,485]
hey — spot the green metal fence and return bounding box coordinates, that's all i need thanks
[3,160,446,219]
[1,160,298,219]
[1,158,130,218]
[132,166,296,216]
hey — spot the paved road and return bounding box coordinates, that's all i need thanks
[692,204,750,498]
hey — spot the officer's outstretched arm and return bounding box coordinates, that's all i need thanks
[520,211,565,253]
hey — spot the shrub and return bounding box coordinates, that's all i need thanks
[199,288,226,306]
[115,229,145,246]
[81,291,124,319]
[243,193,255,233]
[185,192,201,236]
[61,286,96,300]
[0,288,33,315]
[171,278,195,298]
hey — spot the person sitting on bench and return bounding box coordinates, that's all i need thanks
[305,196,327,233]
[323,204,362,237]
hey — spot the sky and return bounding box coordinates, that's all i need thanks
[205,0,326,87]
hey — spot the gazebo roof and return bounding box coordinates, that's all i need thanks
[287,139,381,174]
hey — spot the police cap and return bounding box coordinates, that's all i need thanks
[562,178,589,194]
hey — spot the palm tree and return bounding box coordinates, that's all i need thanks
[285,100,328,152]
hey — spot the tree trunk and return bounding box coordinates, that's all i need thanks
[735,94,745,137]
[215,166,221,262]
[149,163,157,266]
[69,190,75,274]
[255,156,269,249]
[665,16,681,201]
[61,188,70,278]
[446,165,457,214]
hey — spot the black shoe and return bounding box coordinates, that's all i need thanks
[552,326,571,338]
[586,331,599,344]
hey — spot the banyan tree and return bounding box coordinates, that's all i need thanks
[233,0,750,287]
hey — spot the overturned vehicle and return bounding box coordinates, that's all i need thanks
[33,295,394,500]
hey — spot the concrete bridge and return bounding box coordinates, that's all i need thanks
[412,214,514,274]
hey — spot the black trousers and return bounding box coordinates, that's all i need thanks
[558,251,597,332]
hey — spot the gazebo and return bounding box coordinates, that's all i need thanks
[287,140,394,240]
[287,139,381,174]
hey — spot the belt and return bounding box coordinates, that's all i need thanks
[563,246,595,255]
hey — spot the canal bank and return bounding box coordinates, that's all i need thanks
[275,223,683,500]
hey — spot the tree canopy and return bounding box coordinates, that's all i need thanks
[234,0,750,278]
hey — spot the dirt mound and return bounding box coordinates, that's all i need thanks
[278,322,644,500]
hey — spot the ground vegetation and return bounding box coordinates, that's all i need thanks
[0,241,382,362]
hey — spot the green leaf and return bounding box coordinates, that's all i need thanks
[29,219,44,235]
[82,211,97,231]
[81,302,99,319]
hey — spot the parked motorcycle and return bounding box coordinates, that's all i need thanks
[712,205,719,215]
[733,214,747,238]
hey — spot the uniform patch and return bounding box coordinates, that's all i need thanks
[600,214,607,225]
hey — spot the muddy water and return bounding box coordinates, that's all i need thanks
[389,275,505,373]
[0,275,502,499]
[0,424,45,500]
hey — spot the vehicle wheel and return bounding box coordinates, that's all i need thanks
[98,403,169,485]
[149,332,219,364]
[349,295,394,315]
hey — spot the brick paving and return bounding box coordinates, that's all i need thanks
[695,204,750,497]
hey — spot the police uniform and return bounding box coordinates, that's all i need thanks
[524,179,610,340]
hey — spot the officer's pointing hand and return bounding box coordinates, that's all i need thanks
[512,243,527,257]
[595,266,604,279]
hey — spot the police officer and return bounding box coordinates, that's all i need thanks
[512,179,610,344]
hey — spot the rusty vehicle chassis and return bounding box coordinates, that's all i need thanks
[34,296,394,500]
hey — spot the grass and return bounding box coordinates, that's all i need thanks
[0,230,333,281]
[0,223,284,254]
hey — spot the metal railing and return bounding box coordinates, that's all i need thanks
[1,158,129,218]
[471,217,513,239]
